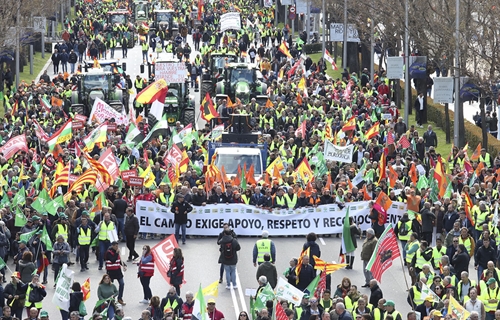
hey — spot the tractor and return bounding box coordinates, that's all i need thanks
[70,68,124,117]
[132,1,151,38]
[199,52,238,104]
[104,10,135,48]
[141,58,196,127]
[215,63,268,106]
[150,9,178,36]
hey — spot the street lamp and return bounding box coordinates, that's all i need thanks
[453,0,460,147]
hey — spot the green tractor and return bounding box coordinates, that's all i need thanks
[215,63,268,106]
[199,52,238,104]
[104,10,135,48]
[70,69,124,117]
[132,1,151,38]
[141,58,196,127]
[150,9,178,36]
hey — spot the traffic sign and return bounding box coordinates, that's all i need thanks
[33,17,46,33]
[289,6,296,20]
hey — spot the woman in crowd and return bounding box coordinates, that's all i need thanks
[97,274,118,320]
[138,245,155,304]
[168,248,184,296]
[52,235,70,284]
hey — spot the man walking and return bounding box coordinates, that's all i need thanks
[219,229,241,289]
[95,212,116,270]
[171,194,193,245]
[105,241,126,306]
[361,228,378,287]
[252,231,276,267]
[77,215,93,272]
[112,192,128,242]
[124,207,139,262]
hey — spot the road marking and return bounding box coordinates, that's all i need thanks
[236,270,248,313]
[319,237,326,246]
[229,283,241,319]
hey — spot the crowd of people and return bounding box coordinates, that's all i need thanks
[2,0,500,318]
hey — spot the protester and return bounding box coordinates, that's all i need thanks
[167,248,184,296]
[138,245,155,304]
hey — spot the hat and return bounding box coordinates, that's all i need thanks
[207,298,216,304]
[32,216,40,221]
[303,294,310,299]
[18,240,27,245]
[366,228,375,235]
[81,211,89,216]
[434,201,442,206]
[383,300,395,307]
[487,278,496,285]
[432,311,443,317]
[425,296,434,302]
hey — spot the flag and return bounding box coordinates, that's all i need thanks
[313,257,347,273]
[298,76,306,91]
[15,207,27,227]
[365,122,380,139]
[142,119,171,144]
[387,165,398,188]
[200,93,219,122]
[375,190,392,213]
[463,192,475,226]
[31,189,51,213]
[278,42,292,58]
[41,226,53,250]
[202,281,219,297]
[68,170,98,194]
[192,284,207,320]
[11,186,26,207]
[470,143,481,161]
[135,79,168,104]
[409,163,418,185]
[386,132,395,145]
[47,120,73,151]
[303,274,320,296]
[266,156,285,175]
[398,135,411,149]
[84,154,113,186]
[197,0,204,19]
[82,278,91,301]
[315,270,327,299]
[341,207,355,255]
[275,300,289,320]
[265,99,274,109]
[448,295,470,320]
[295,158,314,184]
[83,122,108,151]
[254,283,275,310]
[416,175,429,190]
[125,123,144,145]
[378,152,386,184]
[20,229,37,243]
[323,49,338,70]
[45,195,65,216]
[295,247,310,283]
[342,117,356,132]
[434,158,448,198]
[295,120,307,138]
[365,224,401,281]
[32,119,50,142]
[421,283,441,302]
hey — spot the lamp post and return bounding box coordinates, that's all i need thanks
[453,0,460,147]
[342,0,347,69]
[403,0,409,125]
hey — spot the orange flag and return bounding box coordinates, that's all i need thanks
[475,161,485,177]
[296,92,303,105]
[326,173,333,191]
[375,190,393,212]
[409,163,418,185]
[264,172,271,186]
[362,184,372,200]
[233,165,241,186]
[470,143,481,161]
[221,165,229,183]
[265,99,274,109]
[246,164,257,185]
[227,96,234,108]
[378,152,386,184]
[388,165,398,188]
[273,164,282,183]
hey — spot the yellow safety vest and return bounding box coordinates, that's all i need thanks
[481,287,500,312]
[256,239,272,263]
[99,221,115,241]
[372,308,384,320]
[480,153,491,167]
[284,194,297,209]
[163,299,179,312]
[412,286,424,306]
[78,227,91,245]
[56,224,68,240]
[397,221,412,241]
[418,271,434,286]
[459,237,472,254]
[25,285,43,308]
[432,246,447,269]
[406,241,419,264]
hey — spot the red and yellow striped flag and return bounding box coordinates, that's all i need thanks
[68,170,98,194]
[84,154,113,185]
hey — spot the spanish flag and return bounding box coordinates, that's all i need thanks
[278,42,292,58]
[342,116,356,132]
[365,122,380,139]
[136,79,168,104]
[200,93,219,121]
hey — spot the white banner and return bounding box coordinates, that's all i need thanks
[88,98,129,126]
[324,140,354,163]
[135,201,407,236]
[386,57,404,79]
[433,77,454,104]
[329,23,360,42]
[52,264,74,311]
[275,277,304,306]
[220,12,241,32]
[155,62,188,84]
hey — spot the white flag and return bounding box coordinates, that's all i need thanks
[323,50,338,70]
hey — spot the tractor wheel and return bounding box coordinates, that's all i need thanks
[183,108,196,127]
[200,81,213,104]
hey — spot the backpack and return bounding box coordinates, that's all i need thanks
[399,222,409,236]
[223,241,234,259]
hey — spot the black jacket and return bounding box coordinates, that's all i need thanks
[303,241,321,266]
[369,284,383,306]
[124,214,140,237]
[423,130,438,148]
[69,291,84,312]
[475,244,496,268]
[171,201,193,224]
[451,252,469,275]
[296,264,315,291]
[219,235,241,266]
[421,207,436,233]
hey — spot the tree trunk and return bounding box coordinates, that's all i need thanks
[444,103,451,144]
[347,42,359,74]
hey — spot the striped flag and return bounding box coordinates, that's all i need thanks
[323,49,338,70]
[84,153,113,185]
[275,300,288,320]
[398,135,411,149]
[278,42,292,58]
[40,97,52,112]
[68,170,98,194]
[386,132,395,145]
[47,120,72,152]
[365,224,400,282]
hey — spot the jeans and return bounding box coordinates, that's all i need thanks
[79,245,90,269]
[175,223,186,244]
[117,218,126,241]
[220,264,224,280]
[110,47,115,58]
[53,263,62,282]
[400,240,407,261]
[363,260,373,285]
[99,240,110,268]
[140,276,152,300]
[70,63,75,74]
[107,304,115,320]
[486,312,495,320]
[12,307,23,320]
[112,277,125,300]
[224,264,236,287]
[53,63,59,74]
[122,47,127,58]
[477,265,485,281]
[142,50,148,62]
[61,62,67,73]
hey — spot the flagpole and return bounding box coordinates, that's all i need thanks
[398,248,414,310]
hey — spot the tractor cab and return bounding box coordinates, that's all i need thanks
[133,1,150,21]
[216,63,266,105]
[151,9,178,34]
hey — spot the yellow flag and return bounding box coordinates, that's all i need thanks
[448,295,470,320]
[202,280,219,297]
[298,76,306,90]
[266,157,285,175]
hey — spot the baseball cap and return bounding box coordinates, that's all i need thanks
[40,311,49,318]
[487,278,496,285]
[383,300,395,307]
[207,298,216,304]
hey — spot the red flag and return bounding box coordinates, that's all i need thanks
[387,132,395,145]
[276,300,289,320]
[378,152,386,184]
[295,120,306,138]
[151,235,180,284]
[365,225,401,282]
[315,270,327,299]
[81,278,91,301]
[197,0,204,20]
[398,135,411,149]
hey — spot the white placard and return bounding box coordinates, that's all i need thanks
[386,56,404,79]
[281,0,293,5]
[220,12,242,32]
[381,113,393,120]
[329,23,360,42]
[275,277,304,306]
[323,139,354,163]
[295,0,308,14]
[433,77,454,104]
[88,97,129,125]
[52,264,74,311]
[135,200,407,236]
[154,62,188,84]
[33,17,47,33]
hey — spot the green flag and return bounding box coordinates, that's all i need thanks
[341,207,355,254]
[161,172,171,186]
[304,274,321,296]
[407,210,421,221]
[0,256,6,270]
[192,284,207,320]
[45,195,65,216]
[20,229,37,243]
[11,186,26,207]
[115,178,124,190]
[254,283,275,311]
[119,158,129,172]
[371,110,378,122]
[0,194,9,207]
[429,177,439,202]
[241,168,247,191]
[313,152,328,177]
[365,169,375,184]
[469,174,476,187]
[41,226,53,251]
[416,175,428,190]
[14,207,27,227]
[31,189,51,213]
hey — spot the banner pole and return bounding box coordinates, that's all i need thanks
[398,246,414,310]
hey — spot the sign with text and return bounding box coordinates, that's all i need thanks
[135,201,407,236]
[33,17,46,33]
[88,98,129,126]
[107,123,117,131]
[329,23,360,42]
[154,62,188,84]
[324,140,354,163]
[52,264,74,311]
[129,177,144,187]
[72,121,84,130]
[0,134,28,160]
[121,170,136,181]
[433,77,454,104]
[99,149,120,181]
[74,114,87,123]
[220,12,242,32]
[386,56,404,79]
[151,235,179,283]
